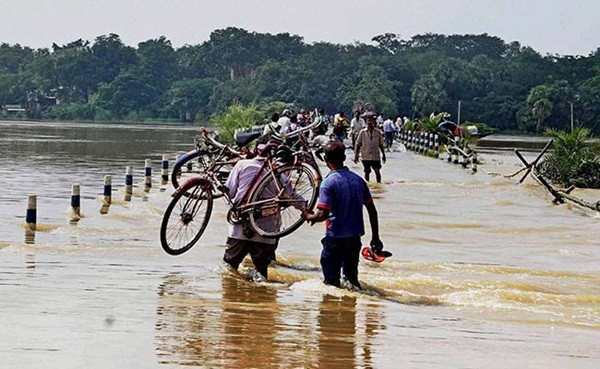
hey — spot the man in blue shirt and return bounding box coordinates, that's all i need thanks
[301,140,385,288]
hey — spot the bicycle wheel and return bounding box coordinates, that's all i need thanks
[171,149,206,189]
[171,150,231,199]
[248,163,318,238]
[160,179,213,255]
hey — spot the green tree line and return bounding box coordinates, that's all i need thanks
[1,28,600,133]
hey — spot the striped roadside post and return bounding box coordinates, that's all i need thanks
[71,184,81,219]
[434,134,440,158]
[124,166,133,201]
[26,195,36,231]
[161,155,169,184]
[144,159,152,192]
[429,133,434,155]
[453,137,460,164]
[103,175,112,204]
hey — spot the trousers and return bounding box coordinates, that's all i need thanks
[223,237,277,278]
[320,235,362,288]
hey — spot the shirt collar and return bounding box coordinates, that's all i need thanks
[326,166,349,178]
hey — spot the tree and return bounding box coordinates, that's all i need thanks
[338,65,399,117]
[91,34,137,85]
[165,78,216,121]
[97,70,160,117]
[524,84,554,132]
[411,75,447,115]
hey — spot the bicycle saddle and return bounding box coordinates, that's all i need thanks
[234,131,261,147]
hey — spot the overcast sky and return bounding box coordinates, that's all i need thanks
[3,0,599,56]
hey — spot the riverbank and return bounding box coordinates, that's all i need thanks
[476,133,600,152]
[0,117,195,127]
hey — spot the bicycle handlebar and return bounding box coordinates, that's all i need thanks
[198,127,241,156]
[270,119,319,141]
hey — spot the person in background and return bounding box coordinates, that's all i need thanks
[350,111,365,149]
[289,114,299,132]
[278,109,293,134]
[263,112,280,136]
[313,109,329,136]
[395,115,404,131]
[297,109,306,126]
[301,140,384,289]
[333,112,350,142]
[383,116,396,150]
[354,112,386,183]
[413,117,421,132]
[376,114,384,130]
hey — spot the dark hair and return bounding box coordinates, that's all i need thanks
[323,140,346,165]
[271,113,279,122]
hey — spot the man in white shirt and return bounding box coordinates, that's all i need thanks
[376,114,384,129]
[354,112,386,183]
[350,111,366,149]
[278,109,293,134]
[383,116,396,149]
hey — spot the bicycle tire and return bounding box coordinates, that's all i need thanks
[171,150,229,199]
[171,149,204,189]
[160,179,213,255]
[248,163,318,238]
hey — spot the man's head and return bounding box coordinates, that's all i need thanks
[362,111,376,128]
[365,116,376,128]
[323,140,346,168]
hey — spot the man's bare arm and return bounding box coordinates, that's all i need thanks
[365,202,382,249]
[302,208,330,224]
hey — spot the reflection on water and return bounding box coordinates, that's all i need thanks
[155,273,383,368]
[318,295,358,368]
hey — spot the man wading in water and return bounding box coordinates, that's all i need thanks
[222,145,279,282]
[354,112,386,183]
[301,141,387,289]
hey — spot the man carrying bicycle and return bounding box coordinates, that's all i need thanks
[222,146,279,282]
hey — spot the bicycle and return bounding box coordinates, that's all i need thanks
[171,128,259,197]
[160,139,322,255]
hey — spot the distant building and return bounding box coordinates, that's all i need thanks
[1,104,26,117]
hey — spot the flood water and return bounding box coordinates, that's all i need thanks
[1,121,599,368]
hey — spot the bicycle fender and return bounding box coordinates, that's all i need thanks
[300,162,322,186]
[175,177,212,196]
[176,149,201,166]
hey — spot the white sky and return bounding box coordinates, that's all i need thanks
[3,0,600,56]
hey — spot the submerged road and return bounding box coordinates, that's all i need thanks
[0,121,598,368]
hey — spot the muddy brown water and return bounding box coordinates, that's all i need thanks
[1,121,599,368]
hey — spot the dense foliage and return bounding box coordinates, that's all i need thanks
[538,128,600,188]
[1,28,600,133]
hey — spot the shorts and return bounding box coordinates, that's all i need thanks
[223,237,278,278]
[361,160,381,173]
